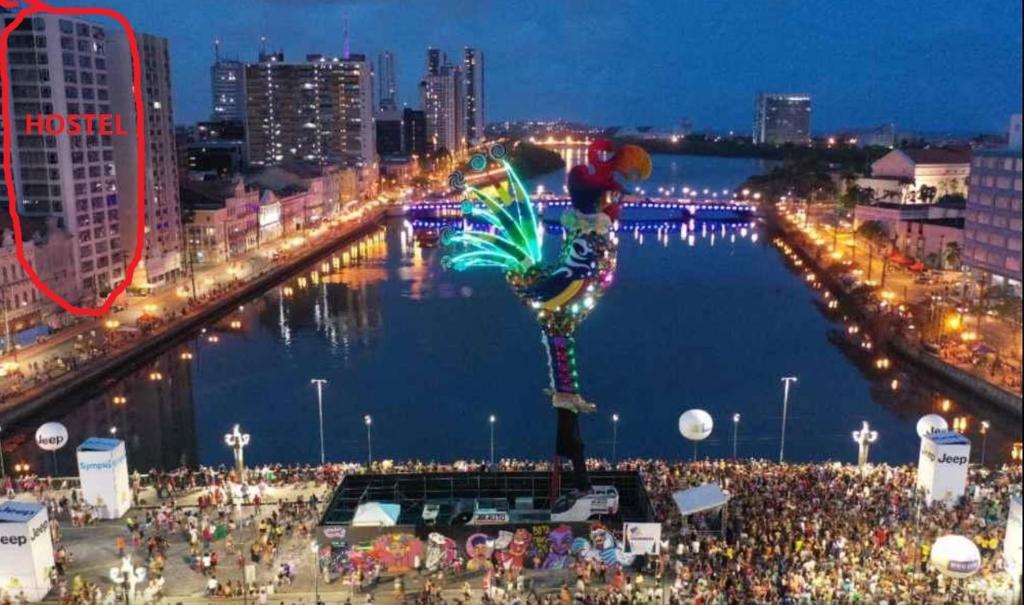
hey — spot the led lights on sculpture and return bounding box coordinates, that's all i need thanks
[444,140,651,493]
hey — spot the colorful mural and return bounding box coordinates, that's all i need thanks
[321,523,636,577]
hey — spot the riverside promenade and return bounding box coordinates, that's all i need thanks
[0,208,387,425]
[765,204,1023,419]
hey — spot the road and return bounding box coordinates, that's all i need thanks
[0,208,383,412]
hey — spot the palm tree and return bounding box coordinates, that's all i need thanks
[942,242,961,270]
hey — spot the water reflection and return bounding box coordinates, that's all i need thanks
[3,159,1019,470]
[4,345,198,475]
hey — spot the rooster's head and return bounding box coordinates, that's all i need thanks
[567,139,652,220]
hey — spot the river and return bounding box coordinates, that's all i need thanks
[5,153,1019,474]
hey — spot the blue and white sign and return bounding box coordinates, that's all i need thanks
[917,431,971,507]
[0,501,54,601]
[76,438,131,520]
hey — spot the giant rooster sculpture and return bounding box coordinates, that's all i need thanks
[443,139,651,496]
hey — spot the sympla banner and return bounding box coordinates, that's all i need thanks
[623,522,662,555]
[76,437,131,519]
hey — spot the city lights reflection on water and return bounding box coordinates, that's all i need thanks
[3,156,1020,473]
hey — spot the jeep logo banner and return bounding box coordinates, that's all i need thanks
[34,422,69,452]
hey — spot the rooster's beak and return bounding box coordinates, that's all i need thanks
[611,144,653,182]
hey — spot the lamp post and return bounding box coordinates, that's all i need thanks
[109,557,146,605]
[310,378,328,465]
[611,413,619,465]
[851,421,879,466]
[731,413,740,459]
[979,420,990,465]
[779,377,798,463]
[488,415,496,465]
[224,424,250,478]
[363,415,373,466]
[311,541,321,605]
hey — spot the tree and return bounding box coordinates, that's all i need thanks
[942,242,961,270]
[856,220,889,245]
[918,185,938,204]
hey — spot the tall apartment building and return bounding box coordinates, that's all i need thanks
[109,32,184,290]
[377,50,397,112]
[753,92,812,145]
[463,48,484,145]
[244,53,375,168]
[421,56,464,153]
[402,108,427,156]
[375,109,403,156]
[426,48,445,77]
[210,46,245,122]
[964,126,1023,289]
[2,12,124,300]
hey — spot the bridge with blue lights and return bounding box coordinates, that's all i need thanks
[404,195,756,221]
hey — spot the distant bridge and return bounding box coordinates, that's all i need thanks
[405,195,756,220]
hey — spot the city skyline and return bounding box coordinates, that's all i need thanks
[41,0,1023,133]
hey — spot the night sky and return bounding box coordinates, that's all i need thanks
[43,0,1024,133]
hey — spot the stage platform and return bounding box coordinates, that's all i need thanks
[320,470,656,529]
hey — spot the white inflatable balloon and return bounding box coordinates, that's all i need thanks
[35,422,69,451]
[916,414,948,438]
[678,409,713,442]
[929,534,981,578]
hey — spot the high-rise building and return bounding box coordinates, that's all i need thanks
[421,53,464,153]
[402,108,427,156]
[334,53,376,167]
[210,42,245,122]
[378,50,397,112]
[1,12,124,299]
[753,93,812,145]
[109,32,183,290]
[243,53,375,167]
[463,48,485,145]
[375,109,403,156]
[426,48,445,77]
[964,118,1023,289]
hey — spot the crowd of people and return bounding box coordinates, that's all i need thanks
[1,457,1020,605]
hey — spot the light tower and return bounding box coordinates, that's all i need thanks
[224,424,250,477]
[852,421,879,466]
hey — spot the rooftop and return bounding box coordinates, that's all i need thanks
[901,148,971,165]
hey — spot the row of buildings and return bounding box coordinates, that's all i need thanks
[851,115,1022,293]
[203,45,485,171]
[1,10,183,345]
[2,11,482,348]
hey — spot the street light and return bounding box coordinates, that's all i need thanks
[488,415,496,465]
[852,421,878,466]
[611,413,620,465]
[109,557,146,605]
[110,426,117,437]
[732,413,741,459]
[224,424,250,478]
[310,541,321,605]
[112,395,127,406]
[979,420,990,465]
[311,379,328,465]
[363,415,373,466]
[779,376,798,463]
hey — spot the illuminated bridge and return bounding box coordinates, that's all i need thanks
[405,195,757,221]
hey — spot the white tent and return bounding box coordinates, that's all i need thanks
[351,502,401,527]
[672,483,730,516]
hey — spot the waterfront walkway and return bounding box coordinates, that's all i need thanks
[0,207,386,422]
[770,203,1023,414]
